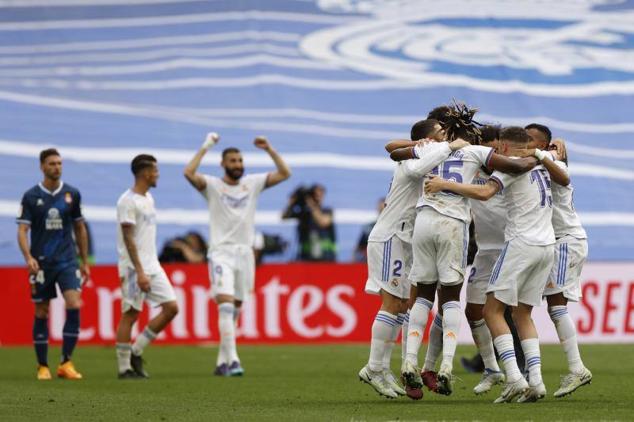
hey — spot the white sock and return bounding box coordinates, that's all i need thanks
[369,311,398,372]
[549,306,584,373]
[382,314,403,371]
[219,303,239,365]
[116,343,132,373]
[131,327,157,356]
[406,298,433,366]
[493,334,522,383]
[521,338,543,386]
[440,301,461,372]
[423,313,443,372]
[401,311,410,363]
[469,318,500,372]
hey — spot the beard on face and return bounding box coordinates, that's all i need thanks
[225,167,244,181]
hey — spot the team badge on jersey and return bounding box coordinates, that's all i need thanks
[65,192,73,204]
[391,278,399,288]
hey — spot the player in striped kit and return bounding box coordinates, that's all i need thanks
[425,126,557,403]
[525,124,593,397]
[359,119,470,399]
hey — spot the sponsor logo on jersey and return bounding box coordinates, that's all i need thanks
[45,208,63,230]
[221,193,249,209]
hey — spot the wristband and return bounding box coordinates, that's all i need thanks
[534,149,549,161]
[202,132,219,149]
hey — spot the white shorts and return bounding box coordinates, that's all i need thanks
[365,236,412,300]
[209,245,255,302]
[121,267,177,313]
[543,236,588,302]
[409,207,468,286]
[487,238,554,307]
[467,249,502,305]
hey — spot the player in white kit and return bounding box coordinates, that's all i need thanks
[525,124,592,397]
[359,119,470,400]
[426,126,556,403]
[465,126,507,394]
[184,132,290,376]
[116,154,179,379]
[392,114,539,395]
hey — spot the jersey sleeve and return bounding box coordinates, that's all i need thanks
[16,194,32,225]
[117,196,136,226]
[71,190,85,222]
[489,170,519,191]
[202,175,217,200]
[403,142,452,178]
[251,173,269,194]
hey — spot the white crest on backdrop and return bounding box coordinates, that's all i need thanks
[302,0,634,96]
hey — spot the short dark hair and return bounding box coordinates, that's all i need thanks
[480,125,501,144]
[222,147,241,159]
[500,126,529,144]
[39,148,60,164]
[426,105,452,126]
[410,118,441,141]
[131,154,157,175]
[525,123,552,143]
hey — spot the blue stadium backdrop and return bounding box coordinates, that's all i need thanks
[1,0,633,265]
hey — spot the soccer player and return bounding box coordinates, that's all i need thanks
[115,154,179,379]
[392,116,538,396]
[464,125,507,394]
[525,124,593,397]
[425,126,556,403]
[184,132,291,376]
[359,119,469,400]
[17,148,89,380]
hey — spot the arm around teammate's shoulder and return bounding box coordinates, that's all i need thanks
[488,153,538,175]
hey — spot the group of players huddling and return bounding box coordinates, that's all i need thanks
[360,102,592,403]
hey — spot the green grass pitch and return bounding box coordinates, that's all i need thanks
[0,344,631,421]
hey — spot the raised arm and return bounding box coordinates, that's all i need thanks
[425,176,500,201]
[488,153,538,174]
[254,136,291,188]
[121,224,150,292]
[184,132,218,191]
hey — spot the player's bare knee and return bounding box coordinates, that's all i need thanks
[416,283,436,302]
[546,292,567,307]
[439,282,462,305]
[465,303,483,322]
[34,302,49,319]
[162,301,179,320]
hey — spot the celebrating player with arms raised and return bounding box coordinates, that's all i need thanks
[185,132,291,376]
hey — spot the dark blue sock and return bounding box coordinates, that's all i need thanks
[62,309,80,363]
[33,317,49,366]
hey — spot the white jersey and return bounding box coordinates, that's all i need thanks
[368,142,454,243]
[116,189,162,276]
[490,162,555,246]
[416,145,494,223]
[550,160,587,239]
[202,173,268,252]
[471,168,506,251]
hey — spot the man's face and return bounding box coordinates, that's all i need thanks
[313,186,325,204]
[222,152,244,181]
[482,138,500,152]
[430,124,446,142]
[526,128,549,150]
[41,155,62,181]
[142,163,159,188]
[498,139,512,156]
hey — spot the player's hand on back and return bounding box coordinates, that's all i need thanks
[254,136,271,151]
[449,139,470,151]
[550,138,567,161]
[425,175,447,194]
[137,272,151,293]
[26,255,39,275]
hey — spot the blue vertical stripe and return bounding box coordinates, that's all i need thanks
[489,242,509,285]
[462,222,468,269]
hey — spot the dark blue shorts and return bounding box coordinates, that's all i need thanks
[30,262,81,303]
